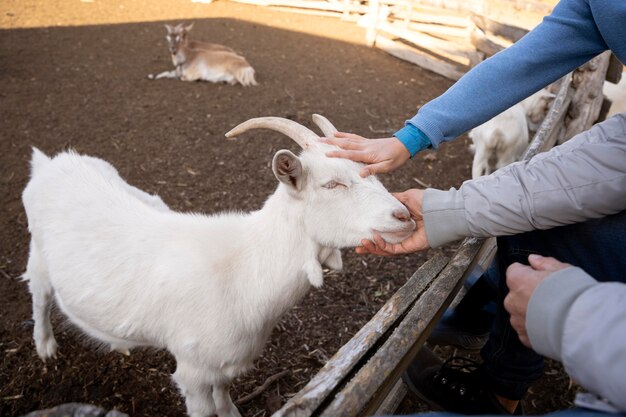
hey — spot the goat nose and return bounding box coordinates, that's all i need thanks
[392,208,411,222]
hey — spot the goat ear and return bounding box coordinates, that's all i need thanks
[272,150,303,190]
[165,24,174,33]
[184,22,194,32]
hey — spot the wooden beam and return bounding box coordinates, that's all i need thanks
[389,6,470,28]
[471,13,528,43]
[377,21,474,66]
[230,0,368,13]
[404,22,471,39]
[562,51,611,142]
[605,53,624,84]
[374,35,466,81]
[470,26,510,57]
[523,73,573,157]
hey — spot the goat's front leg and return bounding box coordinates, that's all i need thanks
[147,70,178,80]
[172,360,217,417]
[213,384,241,417]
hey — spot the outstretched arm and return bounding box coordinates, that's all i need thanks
[326,0,615,175]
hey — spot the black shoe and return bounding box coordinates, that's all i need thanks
[402,348,522,415]
[427,310,489,351]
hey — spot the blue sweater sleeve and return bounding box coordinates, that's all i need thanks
[401,0,615,151]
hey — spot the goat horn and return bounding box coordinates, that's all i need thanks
[312,114,338,137]
[225,117,318,149]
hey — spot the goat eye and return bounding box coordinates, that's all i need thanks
[323,181,345,189]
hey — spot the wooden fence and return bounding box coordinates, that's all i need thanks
[228,0,557,80]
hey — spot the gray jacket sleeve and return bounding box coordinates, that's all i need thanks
[423,114,626,248]
[527,268,626,411]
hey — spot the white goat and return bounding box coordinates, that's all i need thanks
[468,104,528,179]
[22,115,414,417]
[148,23,257,86]
[604,74,626,117]
[520,88,556,134]
[469,89,555,178]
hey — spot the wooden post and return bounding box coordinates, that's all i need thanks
[366,0,381,47]
[561,51,611,143]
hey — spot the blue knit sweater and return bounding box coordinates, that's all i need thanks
[395,0,626,155]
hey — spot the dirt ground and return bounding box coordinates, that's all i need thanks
[1,1,575,416]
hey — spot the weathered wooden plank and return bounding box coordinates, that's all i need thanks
[230,0,367,13]
[523,74,573,158]
[319,238,491,417]
[606,53,624,84]
[561,51,611,143]
[271,6,358,19]
[378,21,474,65]
[404,22,470,39]
[597,98,613,124]
[471,13,528,43]
[470,26,510,58]
[374,35,466,81]
[388,4,471,28]
[272,253,449,417]
[406,0,483,13]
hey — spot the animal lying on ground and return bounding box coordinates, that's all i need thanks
[22,115,415,417]
[148,23,257,86]
[469,89,555,178]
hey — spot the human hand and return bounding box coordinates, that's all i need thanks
[504,255,571,348]
[356,189,430,256]
[321,132,411,177]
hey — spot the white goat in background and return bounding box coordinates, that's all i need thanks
[469,89,555,178]
[468,104,529,179]
[148,23,257,86]
[22,115,414,417]
[520,88,556,135]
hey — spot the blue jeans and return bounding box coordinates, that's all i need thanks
[393,409,626,417]
[479,210,626,400]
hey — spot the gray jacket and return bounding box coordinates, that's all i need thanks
[422,113,626,410]
[423,114,626,248]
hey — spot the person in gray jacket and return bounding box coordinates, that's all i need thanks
[321,0,626,414]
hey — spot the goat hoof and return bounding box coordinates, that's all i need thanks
[36,336,58,361]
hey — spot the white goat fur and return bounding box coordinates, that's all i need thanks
[22,115,414,417]
[469,104,528,179]
[469,89,554,179]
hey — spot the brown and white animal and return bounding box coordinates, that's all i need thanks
[21,115,414,417]
[148,23,257,86]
